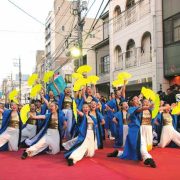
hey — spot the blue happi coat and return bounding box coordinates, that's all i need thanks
[0,109,22,151]
[106,97,125,147]
[113,111,124,147]
[64,113,101,159]
[119,106,141,161]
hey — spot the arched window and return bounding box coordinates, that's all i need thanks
[126,0,135,10]
[126,39,136,68]
[113,5,122,32]
[114,5,121,17]
[141,32,152,64]
[115,46,123,70]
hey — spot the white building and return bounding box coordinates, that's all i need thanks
[109,0,168,96]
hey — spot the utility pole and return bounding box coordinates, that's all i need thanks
[13,57,22,103]
[19,57,22,103]
[77,0,83,65]
[73,0,87,66]
[11,72,13,90]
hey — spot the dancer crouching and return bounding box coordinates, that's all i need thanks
[21,101,67,159]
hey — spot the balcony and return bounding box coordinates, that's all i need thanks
[125,49,137,68]
[114,48,152,72]
[140,51,152,65]
[113,0,151,33]
[115,53,123,70]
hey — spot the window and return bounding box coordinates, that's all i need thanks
[114,46,123,70]
[89,34,95,38]
[62,26,65,31]
[46,43,51,55]
[126,39,135,58]
[103,21,109,39]
[114,5,121,17]
[164,13,180,45]
[174,18,180,42]
[100,55,110,74]
[126,0,135,9]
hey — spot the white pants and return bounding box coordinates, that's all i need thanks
[0,127,19,151]
[63,137,78,150]
[69,130,97,164]
[63,109,73,139]
[158,125,180,148]
[140,126,152,161]
[21,124,37,142]
[141,125,153,151]
[118,126,152,162]
[26,129,60,157]
[123,125,129,147]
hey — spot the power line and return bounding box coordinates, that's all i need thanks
[0,29,42,34]
[84,0,106,42]
[7,0,65,37]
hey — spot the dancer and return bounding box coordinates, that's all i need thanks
[21,102,39,145]
[112,101,129,147]
[21,101,67,159]
[0,103,5,129]
[107,96,156,168]
[89,100,105,149]
[0,102,22,151]
[157,103,180,148]
[106,83,126,147]
[64,103,99,166]
[58,87,76,139]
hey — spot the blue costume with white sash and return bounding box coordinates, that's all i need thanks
[0,110,22,151]
[64,113,100,159]
[119,106,141,161]
[90,110,104,149]
[106,97,125,147]
[113,111,124,147]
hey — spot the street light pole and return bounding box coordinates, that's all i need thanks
[19,57,22,103]
[77,0,83,66]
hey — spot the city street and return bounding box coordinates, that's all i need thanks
[0,140,179,180]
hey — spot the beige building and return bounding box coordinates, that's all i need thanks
[35,50,45,80]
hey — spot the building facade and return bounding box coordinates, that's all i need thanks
[109,0,168,96]
[91,11,110,97]
[44,0,103,85]
[162,0,180,85]
[35,50,45,80]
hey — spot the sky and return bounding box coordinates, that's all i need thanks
[0,0,108,86]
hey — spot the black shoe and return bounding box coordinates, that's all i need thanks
[107,150,118,157]
[67,158,74,166]
[144,158,156,168]
[21,151,28,160]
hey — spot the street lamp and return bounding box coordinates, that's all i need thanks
[13,57,22,103]
[70,46,81,58]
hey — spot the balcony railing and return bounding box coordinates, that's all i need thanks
[113,0,151,33]
[115,54,123,70]
[113,48,152,72]
[140,51,152,65]
[125,49,137,68]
